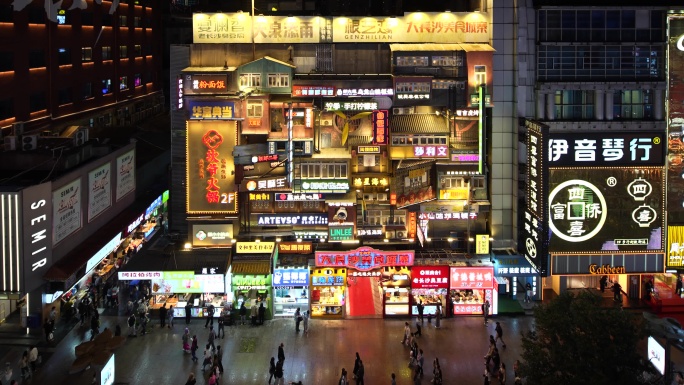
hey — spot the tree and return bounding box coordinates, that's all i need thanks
[519,291,657,385]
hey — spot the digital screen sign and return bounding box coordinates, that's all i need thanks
[523,120,548,275]
[547,168,664,253]
[548,132,665,167]
[186,121,238,214]
[667,16,684,223]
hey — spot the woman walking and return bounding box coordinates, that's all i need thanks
[435,306,441,328]
[182,328,190,353]
[190,335,199,362]
[184,372,197,385]
[268,357,276,385]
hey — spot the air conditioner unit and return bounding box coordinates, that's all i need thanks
[392,107,415,115]
[74,128,89,146]
[377,193,387,201]
[21,135,38,151]
[4,136,16,151]
[320,119,333,126]
[396,231,406,239]
[13,122,24,136]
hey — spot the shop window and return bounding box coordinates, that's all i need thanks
[250,200,270,211]
[247,100,263,118]
[0,52,12,72]
[432,80,465,90]
[29,50,45,68]
[82,47,92,62]
[431,56,463,67]
[134,74,142,87]
[396,82,430,93]
[267,73,289,88]
[0,99,13,120]
[57,48,71,65]
[29,93,46,112]
[102,79,112,94]
[119,76,128,90]
[58,88,72,106]
[396,56,428,66]
[474,65,486,86]
[102,46,112,60]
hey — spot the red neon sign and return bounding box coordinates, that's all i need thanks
[372,110,388,145]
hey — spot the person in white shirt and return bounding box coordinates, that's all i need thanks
[28,346,38,373]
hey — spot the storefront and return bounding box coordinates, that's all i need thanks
[410,266,449,316]
[493,255,538,300]
[121,190,168,255]
[273,244,312,318]
[381,266,412,317]
[230,260,273,321]
[310,267,346,318]
[449,266,498,316]
[315,246,415,318]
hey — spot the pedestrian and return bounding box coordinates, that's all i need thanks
[355,360,365,385]
[483,364,491,385]
[391,372,396,385]
[208,369,217,385]
[217,313,225,338]
[215,345,224,375]
[353,352,361,380]
[168,305,175,328]
[90,313,100,341]
[127,313,136,337]
[191,335,199,362]
[412,368,421,385]
[339,368,348,385]
[434,306,441,328]
[294,308,302,332]
[417,300,424,323]
[482,300,490,326]
[19,350,29,379]
[645,278,654,301]
[268,357,276,385]
[432,358,443,385]
[278,343,285,363]
[498,362,507,384]
[495,322,507,348]
[182,328,191,353]
[410,341,419,367]
[202,344,213,371]
[28,345,38,373]
[258,302,266,325]
[599,275,608,293]
[402,322,411,345]
[159,304,167,328]
[251,303,259,326]
[114,324,121,336]
[416,349,424,377]
[524,283,532,303]
[513,359,520,378]
[205,303,215,328]
[208,326,216,350]
[184,372,197,385]
[302,310,309,334]
[111,285,119,307]
[613,281,622,302]
[485,335,496,366]
[185,302,192,325]
[139,312,148,336]
[413,321,422,337]
[274,359,284,385]
[49,306,57,327]
[43,318,52,342]
[492,347,501,371]
[78,300,86,326]
[106,286,113,308]
[239,302,247,325]
[2,362,13,384]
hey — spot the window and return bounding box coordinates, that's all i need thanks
[0,4,12,22]
[432,80,465,90]
[267,73,289,87]
[134,74,142,87]
[474,65,487,86]
[119,76,128,90]
[102,79,112,94]
[247,100,263,117]
[432,56,463,67]
[298,162,348,178]
[0,99,12,120]
[119,15,127,26]
[471,176,485,189]
[82,82,93,99]
[58,88,72,105]
[613,90,653,120]
[365,209,406,226]
[251,199,270,211]
[133,16,141,27]
[554,90,594,120]
[239,73,261,88]
[82,47,92,62]
[134,45,142,56]
[395,82,430,93]
[357,155,380,167]
[0,52,12,72]
[102,13,112,26]
[119,45,128,58]
[439,176,465,189]
[396,56,428,66]
[28,7,44,23]
[102,46,112,60]
[57,48,70,65]
[81,11,93,25]
[29,93,46,112]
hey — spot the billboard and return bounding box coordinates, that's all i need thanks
[667,16,684,223]
[186,121,238,214]
[548,132,665,167]
[547,168,664,254]
[192,224,233,247]
[88,162,112,222]
[315,247,414,271]
[523,120,548,274]
[328,206,356,241]
[667,226,684,268]
[115,150,135,201]
[53,178,82,245]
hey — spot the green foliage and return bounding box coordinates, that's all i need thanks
[519,291,657,385]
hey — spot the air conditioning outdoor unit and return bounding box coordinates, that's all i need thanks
[4,136,16,151]
[74,128,89,146]
[12,122,24,136]
[21,135,38,151]
[392,107,415,115]
[396,231,406,238]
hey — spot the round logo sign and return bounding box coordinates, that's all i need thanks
[246,180,257,191]
[548,179,608,243]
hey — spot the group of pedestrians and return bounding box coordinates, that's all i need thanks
[17,346,39,380]
[267,343,286,385]
[483,321,510,384]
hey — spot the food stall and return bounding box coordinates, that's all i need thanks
[230,260,273,321]
[273,268,310,317]
[410,265,450,316]
[449,266,498,316]
[381,266,412,317]
[310,268,346,318]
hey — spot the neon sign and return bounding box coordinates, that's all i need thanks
[315,247,414,271]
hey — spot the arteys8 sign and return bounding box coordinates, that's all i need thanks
[547,168,664,253]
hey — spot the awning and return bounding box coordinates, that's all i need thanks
[347,136,373,146]
[389,43,495,52]
[182,66,237,73]
[231,261,271,275]
[390,114,450,134]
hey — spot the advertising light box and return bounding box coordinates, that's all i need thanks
[667,16,684,223]
[151,273,225,294]
[273,269,310,287]
[547,168,664,253]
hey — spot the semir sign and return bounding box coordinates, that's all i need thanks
[22,183,53,293]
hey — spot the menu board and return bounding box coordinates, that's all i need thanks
[151,274,225,294]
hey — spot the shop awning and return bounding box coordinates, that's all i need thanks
[390,114,450,134]
[389,43,495,52]
[231,261,271,275]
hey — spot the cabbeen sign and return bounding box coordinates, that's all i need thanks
[547,132,665,167]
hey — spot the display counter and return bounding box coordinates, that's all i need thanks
[384,287,410,316]
[310,286,344,317]
[411,289,447,315]
[274,289,309,317]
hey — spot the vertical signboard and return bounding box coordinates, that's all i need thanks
[53,178,82,245]
[523,120,548,275]
[116,150,136,201]
[88,162,112,222]
[668,16,684,223]
[0,192,21,292]
[21,183,53,293]
[372,110,388,145]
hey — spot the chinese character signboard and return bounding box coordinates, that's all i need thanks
[475,234,489,254]
[245,176,288,191]
[193,13,251,43]
[184,74,229,94]
[372,110,388,145]
[236,241,275,254]
[413,145,449,158]
[450,267,494,289]
[186,121,238,214]
[299,180,350,193]
[357,146,380,154]
[332,13,489,43]
[187,100,234,120]
[547,168,664,253]
[395,165,435,209]
[324,101,378,111]
[275,193,325,201]
[273,269,310,286]
[411,266,449,289]
[523,120,548,275]
[667,16,684,223]
[292,85,335,97]
[53,178,82,245]
[116,149,135,201]
[547,132,665,167]
[118,271,164,281]
[278,242,313,254]
[316,247,415,271]
[668,226,684,268]
[256,214,328,226]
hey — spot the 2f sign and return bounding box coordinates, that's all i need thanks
[29,199,48,271]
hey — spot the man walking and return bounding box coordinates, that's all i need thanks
[277,342,285,363]
[185,302,192,325]
[482,300,490,326]
[495,322,506,348]
[355,360,365,385]
[401,322,411,345]
[205,303,215,328]
[417,300,424,323]
[159,304,167,328]
[207,326,216,351]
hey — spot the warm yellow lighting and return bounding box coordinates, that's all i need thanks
[383,239,389,243]
[231,239,237,243]
[297,238,303,243]
[255,239,261,243]
[184,242,192,249]
[426,238,432,242]
[447,237,454,242]
[275,238,282,242]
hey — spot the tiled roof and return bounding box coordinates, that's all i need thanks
[390,114,449,134]
[231,261,272,275]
